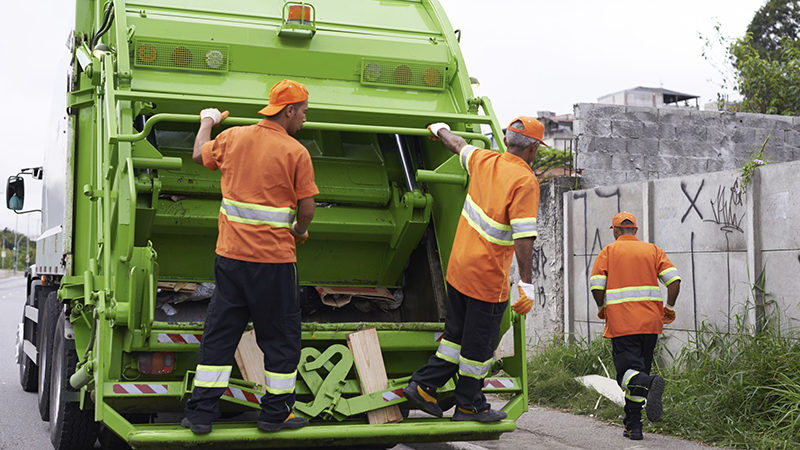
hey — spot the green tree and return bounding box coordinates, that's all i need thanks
[729,34,800,115]
[746,0,800,59]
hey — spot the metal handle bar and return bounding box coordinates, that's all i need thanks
[113,113,492,147]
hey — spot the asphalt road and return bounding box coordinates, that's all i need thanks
[0,273,52,450]
[0,271,716,450]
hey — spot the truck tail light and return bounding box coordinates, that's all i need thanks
[137,45,157,64]
[138,352,175,375]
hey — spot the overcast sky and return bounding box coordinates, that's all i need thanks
[0,0,764,235]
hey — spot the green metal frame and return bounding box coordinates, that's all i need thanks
[57,0,527,447]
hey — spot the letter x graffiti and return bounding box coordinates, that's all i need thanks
[681,180,704,223]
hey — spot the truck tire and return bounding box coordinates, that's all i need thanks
[49,311,98,450]
[38,290,59,421]
[18,281,41,392]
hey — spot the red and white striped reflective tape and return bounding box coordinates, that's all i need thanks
[223,386,262,406]
[434,332,444,342]
[382,388,405,402]
[112,383,169,394]
[484,378,515,389]
[157,333,202,344]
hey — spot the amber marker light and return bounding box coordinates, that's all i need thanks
[137,45,157,64]
[424,68,442,87]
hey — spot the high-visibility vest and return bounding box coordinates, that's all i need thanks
[446,145,540,303]
[590,235,680,337]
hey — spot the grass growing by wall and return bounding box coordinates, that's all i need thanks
[527,325,800,448]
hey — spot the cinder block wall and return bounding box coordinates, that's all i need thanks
[574,103,800,188]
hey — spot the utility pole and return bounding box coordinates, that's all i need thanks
[1,234,5,270]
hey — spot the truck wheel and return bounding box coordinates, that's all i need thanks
[49,310,98,450]
[18,281,41,392]
[38,290,59,421]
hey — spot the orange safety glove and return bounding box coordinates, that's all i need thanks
[290,222,309,244]
[597,305,606,320]
[663,304,675,324]
[512,281,535,315]
[200,108,230,126]
[427,122,450,141]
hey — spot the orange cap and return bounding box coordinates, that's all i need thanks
[258,79,309,116]
[610,212,638,228]
[507,116,547,146]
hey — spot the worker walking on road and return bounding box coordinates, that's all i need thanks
[590,212,680,440]
[403,118,543,422]
[182,79,318,434]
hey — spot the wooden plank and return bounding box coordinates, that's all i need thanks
[234,330,265,386]
[347,328,403,424]
[157,281,198,293]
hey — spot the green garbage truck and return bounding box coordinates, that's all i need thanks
[12,0,529,448]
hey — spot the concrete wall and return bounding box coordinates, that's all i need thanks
[573,103,800,188]
[502,179,573,354]
[564,161,800,356]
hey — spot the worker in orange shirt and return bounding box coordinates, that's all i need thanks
[403,118,542,422]
[182,80,318,434]
[590,212,680,440]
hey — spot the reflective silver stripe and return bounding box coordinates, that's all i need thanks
[461,195,513,246]
[458,356,492,379]
[510,217,538,239]
[460,145,477,174]
[194,365,232,388]
[626,393,646,403]
[605,286,661,305]
[434,339,461,364]
[659,267,681,286]
[265,370,296,394]
[589,275,607,290]
[621,369,639,390]
[220,198,295,228]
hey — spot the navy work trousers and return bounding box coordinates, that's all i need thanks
[411,283,507,412]
[184,255,301,425]
[612,333,658,428]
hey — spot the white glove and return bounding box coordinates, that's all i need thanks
[200,108,223,125]
[428,122,451,137]
[518,281,536,299]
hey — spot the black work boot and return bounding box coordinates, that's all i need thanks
[623,425,643,440]
[257,412,309,432]
[646,375,665,422]
[180,416,212,434]
[452,407,507,422]
[402,381,443,417]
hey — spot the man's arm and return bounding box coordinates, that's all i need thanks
[666,280,680,307]
[591,289,605,308]
[293,197,315,235]
[192,118,214,165]
[513,237,535,284]
[437,129,469,156]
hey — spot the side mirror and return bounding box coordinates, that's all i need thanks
[6,176,24,211]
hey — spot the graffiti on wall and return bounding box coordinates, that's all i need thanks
[572,187,620,343]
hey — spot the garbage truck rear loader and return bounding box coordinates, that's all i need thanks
[13,1,529,448]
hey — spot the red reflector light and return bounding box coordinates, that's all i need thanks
[138,352,175,375]
[172,46,191,67]
[394,65,412,85]
[287,5,312,23]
